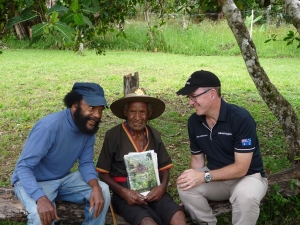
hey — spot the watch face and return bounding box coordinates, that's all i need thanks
[205,172,211,182]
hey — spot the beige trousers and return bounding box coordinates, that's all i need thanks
[177,168,268,225]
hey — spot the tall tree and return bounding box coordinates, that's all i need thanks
[283,0,300,34]
[215,0,300,163]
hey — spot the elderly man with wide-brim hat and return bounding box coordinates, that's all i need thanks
[96,88,186,225]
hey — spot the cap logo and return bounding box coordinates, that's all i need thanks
[186,82,190,85]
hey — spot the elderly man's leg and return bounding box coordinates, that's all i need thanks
[56,172,110,225]
[147,193,186,225]
[112,192,163,225]
[230,173,268,225]
[140,217,158,225]
[169,210,186,225]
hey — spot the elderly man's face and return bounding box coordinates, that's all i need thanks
[124,102,152,131]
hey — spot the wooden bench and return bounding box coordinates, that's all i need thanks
[0,187,230,224]
[0,187,126,224]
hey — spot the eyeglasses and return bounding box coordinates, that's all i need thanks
[188,89,211,102]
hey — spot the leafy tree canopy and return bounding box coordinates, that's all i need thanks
[1,0,298,52]
[0,0,263,53]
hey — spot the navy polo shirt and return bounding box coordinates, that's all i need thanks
[188,99,265,176]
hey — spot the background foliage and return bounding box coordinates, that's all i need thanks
[1,0,299,53]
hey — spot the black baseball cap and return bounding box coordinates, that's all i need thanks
[176,70,221,95]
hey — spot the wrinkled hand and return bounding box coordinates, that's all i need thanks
[37,196,60,225]
[121,188,148,206]
[177,169,203,191]
[89,186,105,218]
[145,185,166,202]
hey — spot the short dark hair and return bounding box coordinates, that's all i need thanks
[213,87,221,97]
[63,91,83,108]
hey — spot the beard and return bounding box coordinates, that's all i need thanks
[73,105,101,135]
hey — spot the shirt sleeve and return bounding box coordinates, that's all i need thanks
[78,135,98,183]
[149,127,173,171]
[96,129,115,174]
[15,124,51,201]
[234,116,258,153]
[188,116,203,155]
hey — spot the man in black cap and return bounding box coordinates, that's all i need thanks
[176,70,268,225]
[11,82,110,225]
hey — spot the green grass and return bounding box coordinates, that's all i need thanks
[1,18,300,224]
[1,49,299,180]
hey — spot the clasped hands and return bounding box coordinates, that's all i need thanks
[122,185,165,206]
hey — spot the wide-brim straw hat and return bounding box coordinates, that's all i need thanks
[110,88,165,120]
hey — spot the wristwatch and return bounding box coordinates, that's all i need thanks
[204,171,212,183]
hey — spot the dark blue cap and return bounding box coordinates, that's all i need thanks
[176,70,221,95]
[72,82,108,107]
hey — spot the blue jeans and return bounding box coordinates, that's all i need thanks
[14,171,110,225]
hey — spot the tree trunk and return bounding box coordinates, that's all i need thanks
[123,72,139,96]
[218,0,300,163]
[1,164,300,223]
[283,0,300,34]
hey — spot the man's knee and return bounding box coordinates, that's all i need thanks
[231,191,261,210]
[98,181,110,205]
[27,210,42,225]
[140,216,158,225]
[170,210,186,225]
[177,186,192,200]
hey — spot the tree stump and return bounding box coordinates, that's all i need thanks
[123,72,139,96]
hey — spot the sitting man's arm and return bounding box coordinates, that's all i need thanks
[36,196,59,225]
[177,152,253,191]
[145,169,169,202]
[88,178,105,218]
[99,173,148,206]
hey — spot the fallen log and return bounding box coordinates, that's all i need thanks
[1,164,299,224]
[0,188,128,225]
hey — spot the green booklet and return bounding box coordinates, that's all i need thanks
[124,150,160,196]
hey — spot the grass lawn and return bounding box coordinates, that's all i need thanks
[0,49,300,224]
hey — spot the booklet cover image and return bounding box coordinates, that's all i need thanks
[124,150,160,196]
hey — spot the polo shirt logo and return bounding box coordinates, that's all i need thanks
[218,132,232,136]
[241,138,252,146]
[196,134,208,138]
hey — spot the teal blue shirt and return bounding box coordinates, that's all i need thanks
[11,109,98,201]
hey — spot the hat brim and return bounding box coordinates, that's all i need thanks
[110,95,165,120]
[176,86,199,95]
[83,96,108,108]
